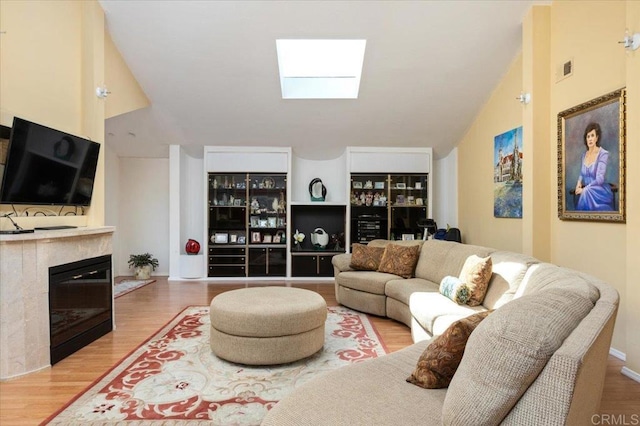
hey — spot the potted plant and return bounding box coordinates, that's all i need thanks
[128,253,159,280]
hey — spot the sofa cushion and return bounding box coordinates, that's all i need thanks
[349,243,386,271]
[262,340,446,426]
[407,311,491,389]
[377,243,420,278]
[439,276,470,304]
[414,240,494,284]
[410,292,485,336]
[442,287,596,425]
[458,255,493,306]
[482,251,539,310]
[336,270,398,295]
[385,278,439,305]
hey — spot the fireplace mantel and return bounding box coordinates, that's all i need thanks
[0,226,115,380]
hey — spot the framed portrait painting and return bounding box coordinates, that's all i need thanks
[557,88,626,222]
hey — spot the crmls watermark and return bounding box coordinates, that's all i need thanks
[592,414,640,425]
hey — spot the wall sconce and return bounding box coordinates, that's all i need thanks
[619,30,640,51]
[95,86,111,99]
[516,92,531,105]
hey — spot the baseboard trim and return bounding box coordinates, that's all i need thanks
[609,347,626,361]
[621,366,640,384]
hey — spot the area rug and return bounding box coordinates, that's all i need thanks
[114,279,156,298]
[42,305,388,425]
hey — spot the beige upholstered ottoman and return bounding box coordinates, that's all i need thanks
[209,286,327,365]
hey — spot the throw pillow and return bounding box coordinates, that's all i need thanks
[377,243,420,278]
[459,255,493,306]
[349,243,386,271]
[406,311,491,389]
[439,276,470,304]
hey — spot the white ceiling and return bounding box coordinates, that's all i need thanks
[100,0,539,161]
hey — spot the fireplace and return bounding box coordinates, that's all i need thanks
[49,254,113,364]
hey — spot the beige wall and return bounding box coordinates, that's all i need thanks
[624,0,640,375]
[458,0,640,376]
[0,1,146,231]
[458,54,524,253]
[105,32,150,119]
[0,0,105,228]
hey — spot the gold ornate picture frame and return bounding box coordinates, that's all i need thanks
[557,88,626,222]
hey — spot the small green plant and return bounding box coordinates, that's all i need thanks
[128,253,159,271]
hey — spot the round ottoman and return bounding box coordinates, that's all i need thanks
[209,286,327,365]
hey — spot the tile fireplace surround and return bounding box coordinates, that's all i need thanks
[0,227,115,380]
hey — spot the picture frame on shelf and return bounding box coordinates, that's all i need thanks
[402,234,414,241]
[233,198,243,206]
[374,181,385,189]
[230,234,237,243]
[251,232,261,243]
[415,198,424,206]
[214,233,228,244]
[273,234,281,243]
[396,195,405,205]
[267,217,277,228]
[263,234,272,243]
[259,219,268,228]
[237,235,246,244]
[396,183,406,189]
[415,181,422,189]
[352,181,363,189]
[250,216,259,227]
[262,177,275,189]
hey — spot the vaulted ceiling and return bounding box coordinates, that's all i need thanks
[100,0,539,160]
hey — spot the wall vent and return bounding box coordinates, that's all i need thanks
[556,58,573,82]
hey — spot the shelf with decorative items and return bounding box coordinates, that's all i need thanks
[348,173,429,244]
[350,174,389,245]
[207,173,248,277]
[207,172,288,277]
[389,174,429,241]
[290,203,346,278]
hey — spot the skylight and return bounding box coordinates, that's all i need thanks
[276,39,366,99]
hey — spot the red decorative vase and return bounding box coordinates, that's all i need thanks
[185,239,200,255]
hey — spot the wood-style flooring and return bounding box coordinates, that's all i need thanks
[0,277,638,425]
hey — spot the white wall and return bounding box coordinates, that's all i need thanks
[116,158,170,276]
[433,148,458,230]
[104,143,121,270]
[291,152,347,203]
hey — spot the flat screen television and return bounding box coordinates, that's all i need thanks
[0,117,101,206]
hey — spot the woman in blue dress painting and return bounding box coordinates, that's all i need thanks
[574,122,614,211]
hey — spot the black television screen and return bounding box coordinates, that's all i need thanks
[0,117,101,206]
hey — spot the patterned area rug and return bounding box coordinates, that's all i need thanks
[114,279,156,298]
[43,305,387,425]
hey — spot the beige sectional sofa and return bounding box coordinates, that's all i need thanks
[262,239,619,426]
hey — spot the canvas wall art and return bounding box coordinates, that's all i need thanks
[557,88,626,222]
[494,126,523,218]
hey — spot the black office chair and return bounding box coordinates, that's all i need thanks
[417,219,438,240]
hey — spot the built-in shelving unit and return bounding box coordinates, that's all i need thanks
[290,202,346,277]
[168,146,431,280]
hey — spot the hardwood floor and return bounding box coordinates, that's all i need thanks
[1,277,638,425]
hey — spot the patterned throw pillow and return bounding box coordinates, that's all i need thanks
[458,255,493,306]
[406,311,491,389]
[440,276,470,304]
[349,243,386,271]
[377,243,420,278]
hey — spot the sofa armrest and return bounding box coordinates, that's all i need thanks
[332,253,353,273]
